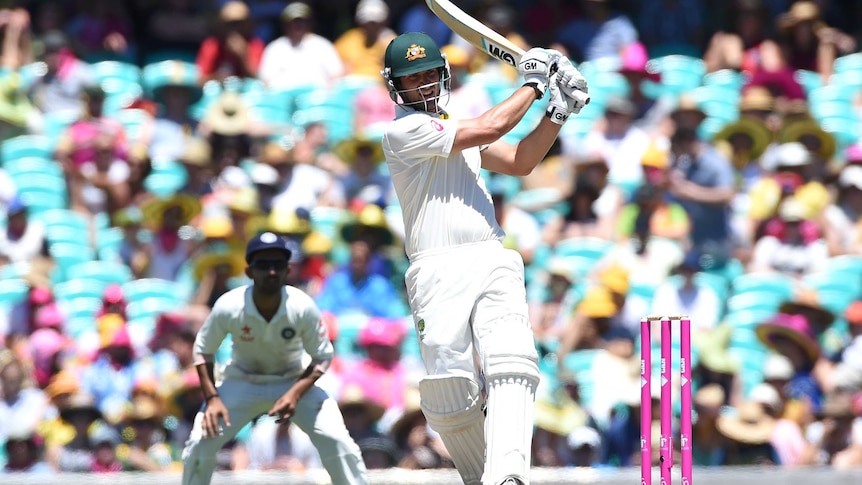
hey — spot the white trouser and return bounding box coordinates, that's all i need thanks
[181,378,367,485]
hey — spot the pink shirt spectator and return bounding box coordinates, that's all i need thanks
[771,418,809,465]
[63,119,128,168]
[339,358,406,411]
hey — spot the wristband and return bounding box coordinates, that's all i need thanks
[204,394,220,402]
[523,82,543,100]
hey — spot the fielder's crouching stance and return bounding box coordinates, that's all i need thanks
[181,232,368,485]
[380,33,588,485]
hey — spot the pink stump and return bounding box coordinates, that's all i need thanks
[681,318,692,485]
[660,318,672,485]
[640,318,651,485]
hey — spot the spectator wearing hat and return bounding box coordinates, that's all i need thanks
[67,128,134,219]
[2,426,53,474]
[668,125,735,267]
[337,384,389,445]
[690,383,727,466]
[258,2,344,89]
[614,145,690,244]
[88,421,123,472]
[575,95,651,192]
[0,195,48,266]
[111,206,150,278]
[713,116,773,189]
[527,256,581,349]
[749,196,829,276]
[334,0,396,78]
[542,153,616,243]
[27,29,94,116]
[315,237,408,319]
[54,83,130,171]
[116,394,173,471]
[340,203,400,279]
[340,317,409,412]
[145,61,203,164]
[263,141,346,215]
[48,391,107,472]
[335,137,392,207]
[28,324,69,389]
[614,42,664,128]
[749,381,810,466]
[716,400,780,465]
[556,286,619,369]
[651,249,722,333]
[140,193,203,281]
[175,137,215,198]
[756,312,826,417]
[822,164,862,255]
[390,386,452,470]
[778,117,837,171]
[196,1,265,83]
[5,280,54,344]
[95,284,128,321]
[191,246,247,309]
[532,369,593,467]
[805,389,862,466]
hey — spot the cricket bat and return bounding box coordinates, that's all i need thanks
[425,0,590,106]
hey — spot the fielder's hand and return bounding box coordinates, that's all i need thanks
[518,48,561,99]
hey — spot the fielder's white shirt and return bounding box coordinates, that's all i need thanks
[194,285,333,380]
[382,106,504,259]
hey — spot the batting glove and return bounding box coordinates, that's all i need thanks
[518,48,561,99]
[554,56,588,94]
[545,74,572,125]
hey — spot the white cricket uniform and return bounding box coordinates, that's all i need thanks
[182,285,367,485]
[382,106,535,378]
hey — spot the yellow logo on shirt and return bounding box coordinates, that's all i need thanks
[405,44,426,61]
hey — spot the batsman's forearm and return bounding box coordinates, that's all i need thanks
[511,117,562,176]
[195,362,219,400]
[480,87,539,137]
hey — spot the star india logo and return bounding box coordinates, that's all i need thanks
[405,44,426,61]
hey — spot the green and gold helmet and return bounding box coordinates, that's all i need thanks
[384,32,445,78]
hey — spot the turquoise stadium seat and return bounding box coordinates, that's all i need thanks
[2,135,54,162]
[793,69,822,94]
[310,206,351,240]
[834,52,862,75]
[292,106,354,143]
[726,292,785,315]
[66,260,133,286]
[553,237,613,262]
[49,242,96,282]
[35,209,90,232]
[0,262,34,280]
[122,278,190,304]
[96,227,125,262]
[730,272,795,299]
[57,296,103,320]
[92,60,141,83]
[802,271,862,299]
[42,109,80,141]
[703,69,747,91]
[823,255,862,278]
[4,157,63,179]
[52,278,111,302]
[45,225,91,247]
[0,278,30,311]
[115,109,153,143]
[143,161,188,198]
[723,309,777,330]
[126,296,185,323]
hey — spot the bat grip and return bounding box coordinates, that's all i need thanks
[549,61,590,106]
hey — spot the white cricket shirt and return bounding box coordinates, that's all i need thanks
[382,106,504,259]
[194,285,333,380]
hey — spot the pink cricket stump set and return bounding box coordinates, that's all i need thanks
[641,316,692,485]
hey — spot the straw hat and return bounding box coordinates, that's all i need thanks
[260,141,294,166]
[534,394,590,437]
[45,370,80,400]
[779,288,835,335]
[199,215,234,239]
[778,119,836,160]
[124,395,164,424]
[693,324,739,375]
[141,194,202,227]
[777,1,824,32]
[739,86,775,113]
[220,1,251,22]
[340,204,394,246]
[713,118,772,163]
[338,384,386,423]
[390,387,426,446]
[671,93,707,122]
[227,186,260,216]
[193,250,246,281]
[716,401,776,444]
[598,264,630,295]
[577,286,618,319]
[143,60,203,104]
[178,137,212,167]
[59,392,102,422]
[334,137,385,165]
[204,92,252,136]
[268,206,311,236]
[756,312,821,366]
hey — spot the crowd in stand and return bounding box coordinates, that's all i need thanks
[1,0,862,476]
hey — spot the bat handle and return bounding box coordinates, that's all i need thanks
[549,60,590,106]
[563,86,590,106]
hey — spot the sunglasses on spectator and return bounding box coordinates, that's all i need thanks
[250,259,288,272]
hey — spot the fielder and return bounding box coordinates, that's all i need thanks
[380,32,587,485]
[182,232,368,485]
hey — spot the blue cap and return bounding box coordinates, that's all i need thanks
[7,196,26,215]
[245,231,293,262]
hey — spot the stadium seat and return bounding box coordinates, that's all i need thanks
[49,242,96,282]
[143,161,188,198]
[41,109,81,141]
[793,69,822,94]
[45,225,91,247]
[554,237,613,262]
[36,209,90,232]
[834,52,862,75]
[0,278,30,311]
[823,254,862,278]
[723,309,777,330]
[310,206,351,240]
[66,260,133,286]
[57,296,103,320]
[96,227,125,262]
[52,278,111,302]
[802,271,862,299]
[122,278,190,304]
[126,296,185,323]
[726,291,785,315]
[0,261,34,280]
[4,156,63,179]
[1,135,54,162]
[730,272,795,299]
[703,69,747,91]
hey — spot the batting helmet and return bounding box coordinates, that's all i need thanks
[382,32,450,103]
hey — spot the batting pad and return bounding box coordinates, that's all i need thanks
[482,318,540,485]
[419,375,486,485]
